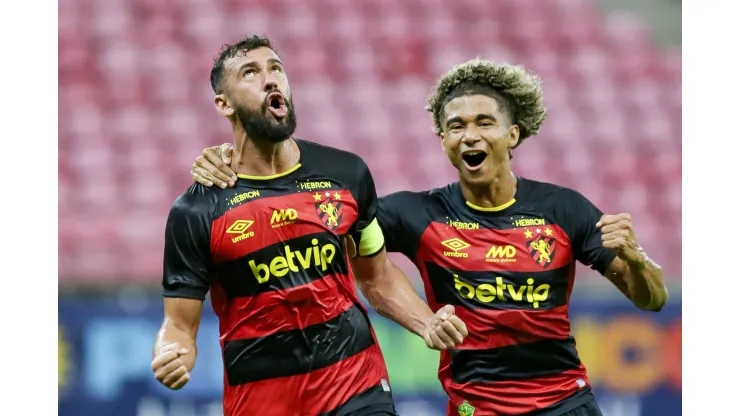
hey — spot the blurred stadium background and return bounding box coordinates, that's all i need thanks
[58,0,681,414]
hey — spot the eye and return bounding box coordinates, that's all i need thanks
[479,121,493,128]
[244,69,256,77]
[271,66,283,73]
[449,125,463,133]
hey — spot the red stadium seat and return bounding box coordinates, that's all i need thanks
[59,0,681,282]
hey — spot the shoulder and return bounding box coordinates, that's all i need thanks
[381,188,440,206]
[519,177,591,207]
[518,178,602,236]
[298,139,367,170]
[379,185,451,217]
[170,183,220,219]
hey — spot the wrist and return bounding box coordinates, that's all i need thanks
[413,311,436,337]
[622,248,648,270]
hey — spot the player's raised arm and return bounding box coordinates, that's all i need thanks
[597,214,668,311]
[565,190,668,312]
[349,161,468,351]
[152,188,215,389]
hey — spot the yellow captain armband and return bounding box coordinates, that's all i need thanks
[357,218,385,257]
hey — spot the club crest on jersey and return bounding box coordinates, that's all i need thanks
[525,229,556,268]
[457,400,475,416]
[314,191,343,231]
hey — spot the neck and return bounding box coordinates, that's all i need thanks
[231,127,299,177]
[460,165,517,209]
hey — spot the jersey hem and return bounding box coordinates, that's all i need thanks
[529,387,594,416]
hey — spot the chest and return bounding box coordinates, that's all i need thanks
[417,216,575,310]
[418,216,573,272]
[211,187,359,264]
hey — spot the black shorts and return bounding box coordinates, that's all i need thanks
[559,399,603,416]
[344,409,397,416]
[332,402,397,416]
[321,384,398,416]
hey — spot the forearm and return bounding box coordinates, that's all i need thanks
[357,262,435,337]
[154,318,198,371]
[622,254,668,311]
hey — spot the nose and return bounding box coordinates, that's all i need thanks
[263,78,278,93]
[461,127,480,144]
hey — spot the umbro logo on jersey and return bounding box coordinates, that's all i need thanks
[226,219,255,243]
[442,238,470,258]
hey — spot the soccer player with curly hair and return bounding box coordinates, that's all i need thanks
[193,56,667,416]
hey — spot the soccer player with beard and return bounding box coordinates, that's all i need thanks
[150,35,468,416]
[191,59,668,416]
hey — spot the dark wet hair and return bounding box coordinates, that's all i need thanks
[210,34,278,94]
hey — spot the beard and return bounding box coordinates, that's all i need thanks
[235,97,297,143]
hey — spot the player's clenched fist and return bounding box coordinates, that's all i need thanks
[422,305,469,351]
[151,343,191,390]
[596,213,644,263]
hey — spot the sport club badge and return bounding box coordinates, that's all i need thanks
[313,191,343,232]
[524,227,556,268]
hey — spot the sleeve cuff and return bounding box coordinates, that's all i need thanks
[162,283,208,300]
[593,250,618,276]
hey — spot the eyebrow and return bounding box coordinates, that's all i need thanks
[445,114,496,126]
[236,61,257,75]
[236,58,284,75]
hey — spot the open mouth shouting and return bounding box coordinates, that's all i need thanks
[461,150,488,171]
[266,92,287,119]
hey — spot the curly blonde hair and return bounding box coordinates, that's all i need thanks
[427,59,547,148]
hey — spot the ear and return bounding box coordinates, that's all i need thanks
[507,124,520,149]
[214,94,234,117]
[440,133,446,150]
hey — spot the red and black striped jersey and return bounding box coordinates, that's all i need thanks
[162,139,394,416]
[378,178,617,416]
